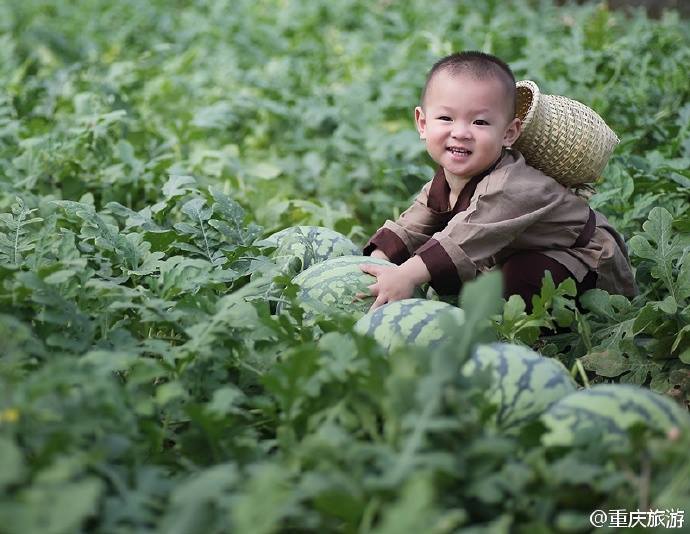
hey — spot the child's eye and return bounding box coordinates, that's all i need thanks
[474,119,489,125]
[437,116,452,122]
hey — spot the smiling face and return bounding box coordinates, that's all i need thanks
[415,70,521,182]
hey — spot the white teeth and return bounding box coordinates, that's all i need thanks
[448,147,470,155]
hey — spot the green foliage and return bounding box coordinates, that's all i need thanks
[1,0,690,532]
[496,272,578,345]
[495,205,690,403]
[0,197,43,266]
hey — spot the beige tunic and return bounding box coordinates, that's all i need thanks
[365,150,637,297]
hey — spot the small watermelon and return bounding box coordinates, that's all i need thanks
[257,226,359,276]
[280,255,424,321]
[540,384,690,449]
[462,343,577,431]
[354,298,465,352]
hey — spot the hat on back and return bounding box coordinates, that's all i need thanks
[514,80,619,186]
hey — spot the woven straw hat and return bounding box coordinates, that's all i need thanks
[513,80,619,186]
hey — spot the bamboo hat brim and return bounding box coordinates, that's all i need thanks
[514,80,619,186]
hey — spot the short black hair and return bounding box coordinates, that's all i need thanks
[420,51,516,119]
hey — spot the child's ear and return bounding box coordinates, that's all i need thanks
[414,106,427,139]
[503,117,522,147]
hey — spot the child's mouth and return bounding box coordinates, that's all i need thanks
[447,147,471,157]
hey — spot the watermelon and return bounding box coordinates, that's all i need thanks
[280,255,424,321]
[540,384,690,449]
[354,298,465,352]
[462,343,577,431]
[257,226,359,276]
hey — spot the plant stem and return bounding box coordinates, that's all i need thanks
[575,358,590,388]
[13,201,27,265]
[198,214,213,262]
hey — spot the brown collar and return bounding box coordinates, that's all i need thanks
[427,152,505,215]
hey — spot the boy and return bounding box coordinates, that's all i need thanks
[361,51,636,311]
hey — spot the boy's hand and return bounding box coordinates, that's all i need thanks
[358,264,416,311]
[357,256,431,312]
[369,248,390,261]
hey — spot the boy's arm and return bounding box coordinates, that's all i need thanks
[415,167,581,295]
[363,180,446,264]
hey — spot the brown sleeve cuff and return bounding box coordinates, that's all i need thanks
[363,228,411,265]
[415,238,461,295]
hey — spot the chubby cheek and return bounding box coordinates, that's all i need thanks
[427,129,448,148]
[475,133,503,151]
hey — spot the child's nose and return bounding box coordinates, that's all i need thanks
[451,122,471,139]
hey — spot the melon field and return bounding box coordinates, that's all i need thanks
[2,0,690,532]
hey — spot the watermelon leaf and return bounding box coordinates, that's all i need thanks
[628,207,686,302]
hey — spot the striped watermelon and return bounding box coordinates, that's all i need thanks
[281,255,423,321]
[354,298,465,352]
[462,343,577,431]
[257,226,359,276]
[540,384,690,449]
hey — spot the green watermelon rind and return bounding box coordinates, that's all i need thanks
[540,384,690,448]
[354,298,465,352]
[282,255,424,320]
[463,343,578,431]
[257,226,359,274]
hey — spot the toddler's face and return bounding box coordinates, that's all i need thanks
[415,70,520,183]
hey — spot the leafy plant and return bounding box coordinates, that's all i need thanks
[0,197,43,267]
[1,0,690,532]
